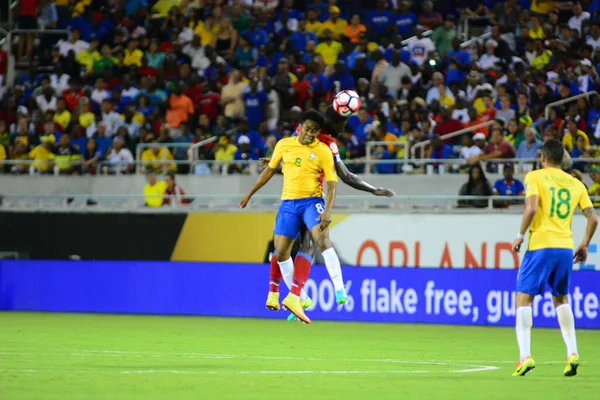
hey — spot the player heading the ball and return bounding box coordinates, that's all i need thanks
[239,110,344,324]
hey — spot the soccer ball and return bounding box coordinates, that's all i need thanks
[333,90,360,117]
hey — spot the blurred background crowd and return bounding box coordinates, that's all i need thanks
[1,0,600,178]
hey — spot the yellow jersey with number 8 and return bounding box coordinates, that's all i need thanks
[268,137,338,200]
[525,168,593,250]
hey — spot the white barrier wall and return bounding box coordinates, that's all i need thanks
[328,214,597,270]
[0,174,526,196]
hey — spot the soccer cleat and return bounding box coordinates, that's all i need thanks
[282,294,311,324]
[286,297,313,322]
[512,356,536,377]
[266,292,280,311]
[335,289,348,305]
[564,353,580,377]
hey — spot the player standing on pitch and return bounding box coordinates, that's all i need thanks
[239,110,343,324]
[511,139,598,377]
[262,105,395,321]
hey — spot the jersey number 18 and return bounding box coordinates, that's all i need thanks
[549,187,571,219]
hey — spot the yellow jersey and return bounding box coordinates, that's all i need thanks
[315,41,343,66]
[124,49,144,67]
[531,0,554,14]
[589,183,600,208]
[525,168,593,250]
[562,129,590,152]
[306,20,324,37]
[322,19,348,40]
[268,136,337,200]
[144,181,167,208]
[141,147,176,172]
[54,110,72,130]
[29,145,55,172]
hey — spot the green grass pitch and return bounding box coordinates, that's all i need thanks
[1,312,599,399]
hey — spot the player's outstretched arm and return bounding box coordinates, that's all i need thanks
[238,166,277,208]
[334,161,395,197]
[574,207,599,263]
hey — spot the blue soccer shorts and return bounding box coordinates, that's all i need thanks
[273,197,325,239]
[516,248,574,297]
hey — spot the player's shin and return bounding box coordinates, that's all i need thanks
[556,303,579,357]
[321,247,347,304]
[278,257,294,290]
[269,253,282,293]
[279,256,309,301]
[516,306,533,362]
[291,252,312,297]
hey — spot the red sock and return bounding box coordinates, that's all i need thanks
[291,252,312,296]
[269,253,281,293]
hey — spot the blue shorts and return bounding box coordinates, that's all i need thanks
[273,197,325,239]
[516,248,573,297]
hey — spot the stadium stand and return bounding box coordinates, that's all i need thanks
[1,0,600,178]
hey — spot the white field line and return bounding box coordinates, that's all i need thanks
[0,350,498,373]
[1,350,589,366]
[0,368,430,375]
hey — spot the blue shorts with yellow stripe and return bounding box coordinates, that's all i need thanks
[517,248,573,297]
[273,197,325,239]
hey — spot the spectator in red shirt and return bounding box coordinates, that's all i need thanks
[480,95,497,122]
[63,79,83,112]
[198,81,221,122]
[418,1,443,29]
[292,65,313,108]
[433,106,464,138]
[17,0,38,62]
[163,172,190,205]
[468,127,516,165]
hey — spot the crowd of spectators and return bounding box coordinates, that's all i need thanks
[2,0,600,176]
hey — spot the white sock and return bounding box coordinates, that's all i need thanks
[322,248,345,292]
[277,258,307,302]
[516,306,533,362]
[556,304,579,357]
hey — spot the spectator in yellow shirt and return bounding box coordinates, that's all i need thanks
[315,29,343,66]
[0,142,6,170]
[29,135,56,173]
[213,136,237,173]
[531,0,554,15]
[152,0,181,18]
[528,15,545,39]
[322,6,348,40]
[124,39,144,67]
[78,97,96,131]
[305,9,324,37]
[53,98,72,131]
[76,38,101,70]
[530,40,552,71]
[144,171,168,208]
[562,118,590,152]
[195,14,220,47]
[141,135,177,173]
[589,168,600,208]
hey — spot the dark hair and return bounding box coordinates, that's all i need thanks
[299,109,325,127]
[165,171,176,181]
[323,105,348,137]
[541,139,564,165]
[466,163,492,195]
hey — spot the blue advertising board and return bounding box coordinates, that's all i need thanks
[1,261,599,328]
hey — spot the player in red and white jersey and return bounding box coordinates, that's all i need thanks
[263,105,395,321]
